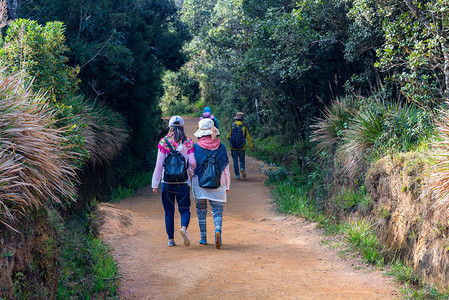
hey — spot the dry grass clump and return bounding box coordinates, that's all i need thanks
[63,96,129,166]
[430,106,449,215]
[0,72,77,230]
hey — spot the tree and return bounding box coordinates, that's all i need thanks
[376,0,449,108]
[0,19,80,102]
[15,0,190,174]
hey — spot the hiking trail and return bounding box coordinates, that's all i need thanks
[97,116,399,299]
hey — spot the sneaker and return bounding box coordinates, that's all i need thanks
[215,230,222,249]
[180,228,190,247]
[199,238,207,245]
[240,169,246,178]
[235,175,240,180]
[168,240,175,247]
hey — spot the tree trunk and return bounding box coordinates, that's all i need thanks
[6,0,17,19]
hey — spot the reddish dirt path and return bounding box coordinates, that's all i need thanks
[97,116,399,299]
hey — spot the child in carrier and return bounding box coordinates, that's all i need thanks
[200,106,219,129]
[192,118,230,249]
[151,116,196,247]
[226,112,254,179]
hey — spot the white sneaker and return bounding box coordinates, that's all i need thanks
[180,228,190,247]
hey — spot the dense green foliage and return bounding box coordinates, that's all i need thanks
[15,0,190,175]
[3,0,449,297]
[0,0,189,297]
[0,19,80,101]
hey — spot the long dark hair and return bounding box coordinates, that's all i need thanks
[169,126,186,143]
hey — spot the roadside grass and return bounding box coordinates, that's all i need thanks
[54,210,119,299]
[54,171,152,298]
[109,171,152,202]
[265,167,447,299]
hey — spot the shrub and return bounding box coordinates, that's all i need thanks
[0,19,80,102]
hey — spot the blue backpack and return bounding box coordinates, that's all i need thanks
[197,147,221,189]
[230,124,245,149]
[163,138,188,183]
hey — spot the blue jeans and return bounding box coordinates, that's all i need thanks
[161,183,191,239]
[231,149,245,176]
[196,199,224,239]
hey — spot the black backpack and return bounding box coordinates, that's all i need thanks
[230,124,245,149]
[163,138,188,183]
[198,147,221,189]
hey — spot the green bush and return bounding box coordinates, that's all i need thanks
[0,19,80,102]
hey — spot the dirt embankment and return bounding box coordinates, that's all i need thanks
[0,209,59,299]
[366,153,449,291]
[96,116,398,299]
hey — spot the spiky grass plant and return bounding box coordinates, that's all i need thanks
[0,71,77,230]
[311,98,356,155]
[61,96,129,166]
[344,102,386,153]
[378,103,434,154]
[335,100,386,178]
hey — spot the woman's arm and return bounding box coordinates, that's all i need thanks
[188,151,197,174]
[151,150,166,189]
[223,165,231,190]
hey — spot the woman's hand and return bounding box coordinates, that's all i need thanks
[152,188,158,194]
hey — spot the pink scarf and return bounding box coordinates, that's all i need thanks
[197,136,221,150]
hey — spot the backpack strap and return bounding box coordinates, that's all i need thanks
[164,138,175,153]
[197,145,217,158]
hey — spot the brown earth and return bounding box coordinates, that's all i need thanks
[97,116,399,299]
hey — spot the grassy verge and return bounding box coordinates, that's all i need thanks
[109,171,152,202]
[264,167,447,299]
[55,171,152,298]
[54,210,119,299]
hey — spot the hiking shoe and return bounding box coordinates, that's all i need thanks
[235,175,240,180]
[215,230,222,249]
[199,238,207,245]
[168,240,175,247]
[240,169,246,178]
[180,228,191,247]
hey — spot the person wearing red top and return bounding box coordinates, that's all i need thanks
[151,116,196,247]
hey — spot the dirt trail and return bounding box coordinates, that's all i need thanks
[97,116,399,299]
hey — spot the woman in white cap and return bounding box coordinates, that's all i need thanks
[192,118,230,249]
[151,116,196,247]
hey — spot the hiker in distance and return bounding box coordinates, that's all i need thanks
[201,106,219,129]
[226,112,254,180]
[151,116,196,247]
[192,118,230,249]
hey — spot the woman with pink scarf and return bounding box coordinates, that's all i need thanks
[192,118,231,249]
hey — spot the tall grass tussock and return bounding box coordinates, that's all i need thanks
[0,71,77,230]
[61,96,129,167]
